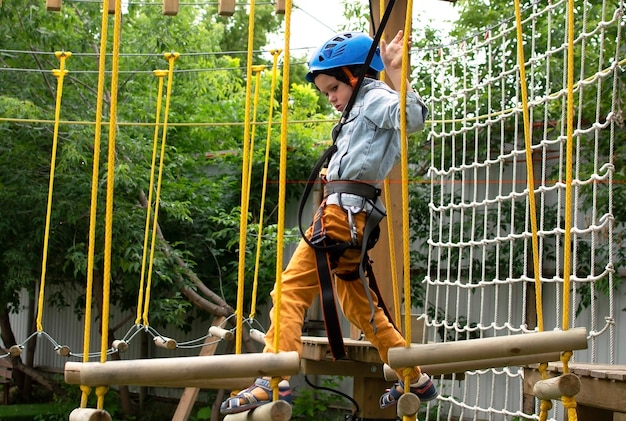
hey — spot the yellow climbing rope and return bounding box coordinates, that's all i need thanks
[513,0,578,418]
[250,51,282,321]
[141,53,179,326]
[35,51,70,335]
[272,0,293,402]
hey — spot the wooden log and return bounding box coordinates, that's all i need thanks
[384,352,562,379]
[56,345,71,357]
[69,408,112,421]
[162,0,178,15]
[388,328,587,369]
[209,326,234,341]
[65,351,300,387]
[112,340,128,353]
[396,393,420,418]
[250,328,266,345]
[46,0,62,11]
[532,373,581,400]
[223,400,292,421]
[218,0,235,16]
[153,336,177,350]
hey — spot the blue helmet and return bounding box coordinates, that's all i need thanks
[306,32,385,82]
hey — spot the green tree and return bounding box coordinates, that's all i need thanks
[0,0,333,414]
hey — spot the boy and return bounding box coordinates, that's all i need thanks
[221,30,437,415]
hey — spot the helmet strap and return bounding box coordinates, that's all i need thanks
[341,67,359,89]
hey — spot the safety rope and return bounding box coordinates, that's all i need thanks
[135,69,167,324]
[142,53,179,325]
[399,2,416,421]
[35,51,70,332]
[272,0,292,402]
[80,0,111,408]
[234,0,258,356]
[250,51,282,320]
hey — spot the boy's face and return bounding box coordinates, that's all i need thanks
[314,73,353,113]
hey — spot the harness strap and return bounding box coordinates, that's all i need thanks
[324,180,381,200]
[358,207,385,332]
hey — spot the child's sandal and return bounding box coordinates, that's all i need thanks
[220,378,291,415]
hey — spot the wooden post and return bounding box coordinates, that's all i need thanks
[388,328,588,369]
[223,400,292,421]
[69,408,112,421]
[218,0,235,16]
[65,351,300,387]
[163,0,179,16]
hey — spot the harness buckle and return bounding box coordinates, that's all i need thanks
[309,229,327,245]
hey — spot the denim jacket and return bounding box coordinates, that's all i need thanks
[325,78,428,211]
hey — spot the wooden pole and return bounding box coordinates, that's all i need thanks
[69,408,112,421]
[384,352,562,378]
[223,401,292,421]
[533,373,581,400]
[388,328,588,369]
[396,393,420,418]
[65,351,300,387]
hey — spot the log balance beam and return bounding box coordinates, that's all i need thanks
[65,351,299,388]
[387,327,588,370]
[223,401,292,421]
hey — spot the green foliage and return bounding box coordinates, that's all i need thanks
[0,0,329,337]
[291,377,345,420]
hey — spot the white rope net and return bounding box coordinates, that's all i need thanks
[413,0,625,419]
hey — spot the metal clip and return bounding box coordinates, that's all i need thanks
[346,208,358,246]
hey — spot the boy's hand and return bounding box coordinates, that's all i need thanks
[380,30,411,71]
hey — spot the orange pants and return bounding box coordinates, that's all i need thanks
[263,203,420,381]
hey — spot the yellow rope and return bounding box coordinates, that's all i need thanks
[250,53,281,320]
[35,51,70,334]
[379,0,402,330]
[513,0,543,333]
[234,0,257,356]
[401,1,413,352]
[142,53,179,325]
[136,69,168,325]
[96,0,124,408]
[272,0,292,402]
[80,0,110,407]
[401,3,416,420]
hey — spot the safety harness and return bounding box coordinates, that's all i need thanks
[298,0,397,360]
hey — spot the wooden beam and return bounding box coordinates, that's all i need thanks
[46,0,62,12]
[384,352,561,378]
[223,401,292,421]
[65,351,300,387]
[218,0,235,16]
[388,328,587,369]
[274,0,285,14]
[162,0,179,16]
